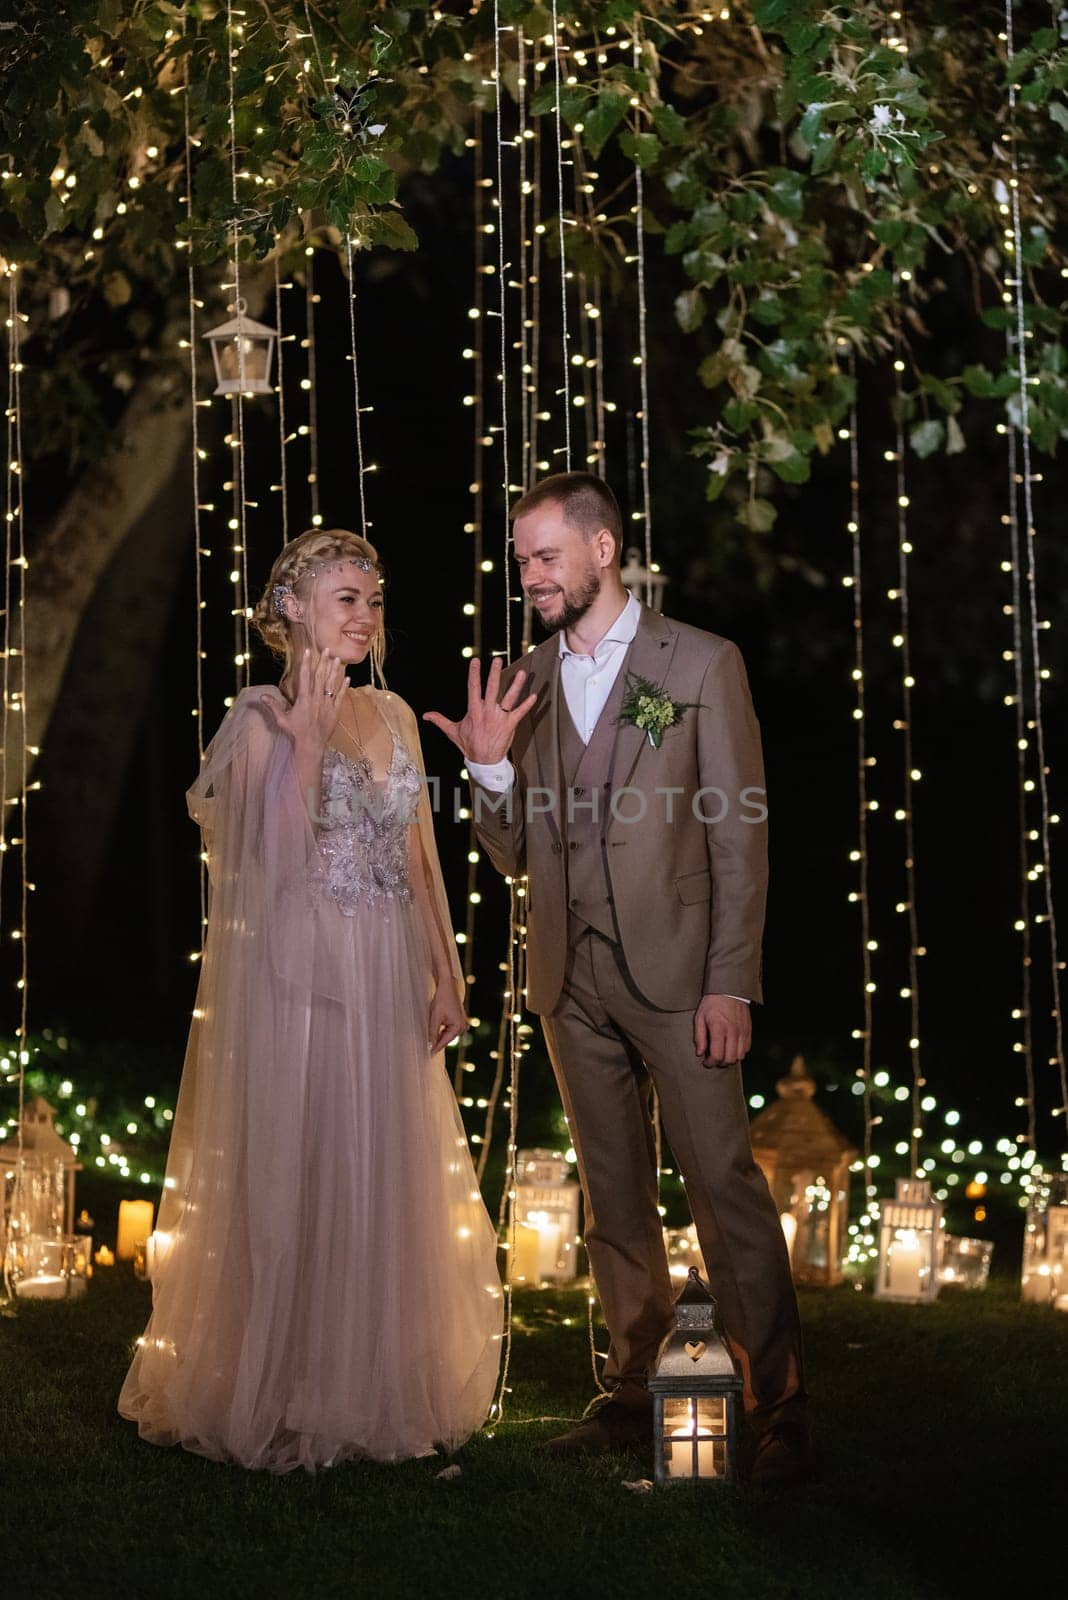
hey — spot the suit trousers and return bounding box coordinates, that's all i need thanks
[540,920,807,1425]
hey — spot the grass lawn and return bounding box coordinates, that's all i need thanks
[3,1271,1066,1600]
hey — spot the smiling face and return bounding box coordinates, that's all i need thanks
[292,559,384,664]
[513,500,615,633]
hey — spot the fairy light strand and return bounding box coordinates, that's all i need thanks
[844,354,878,1232]
[182,34,209,950]
[631,22,653,580]
[303,242,321,526]
[343,234,369,539]
[1002,396,1036,1149]
[1004,0,1067,1131]
[889,312,925,1175]
[225,0,251,689]
[273,258,290,547]
[550,0,572,467]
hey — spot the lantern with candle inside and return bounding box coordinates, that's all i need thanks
[203,301,276,396]
[117,1198,155,1262]
[648,1267,741,1487]
[939,1236,994,1292]
[509,1149,581,1286]
[620,546,668,612]
[874,1178,943,1304]
[1021,1170,1068,1310]
[1,1098,85,1298]
[749,1056,856,1288]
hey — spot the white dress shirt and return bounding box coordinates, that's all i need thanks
[466,591,748,1003]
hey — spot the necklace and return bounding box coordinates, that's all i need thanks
[336,689,366,759]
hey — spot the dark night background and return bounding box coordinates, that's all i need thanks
[17,148,1068,1254]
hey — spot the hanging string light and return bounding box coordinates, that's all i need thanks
[841,350,880,1264]
[273,258,291,549]
[630,21,653,587]
[301,240,322,527]
[182,33,209,953]
[550,0,572,468]
[342,234,372,541]
[2,262,30,1243]
[1003,0,1067,1139]
[888,302,927,1177]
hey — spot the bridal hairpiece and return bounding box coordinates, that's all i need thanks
[272,554,379,620]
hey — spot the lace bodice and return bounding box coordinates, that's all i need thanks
[314,729,423,915]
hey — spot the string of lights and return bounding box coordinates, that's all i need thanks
[273,258,291,548]
[182,38,209,953]
[841,352,879,1261]
[343,234,370,542]
[550,1,572,468]
[302,241,322,527]
[224,0,251,693]
[1003,0,1067,1139]
[888,302,927,1177]
[630,22,653,583]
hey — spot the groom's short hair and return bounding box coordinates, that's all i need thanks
[511,472,623,561]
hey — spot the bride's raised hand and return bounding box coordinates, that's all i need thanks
[262,647,347,746]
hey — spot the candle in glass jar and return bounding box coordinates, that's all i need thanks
[666,1402,721,1479]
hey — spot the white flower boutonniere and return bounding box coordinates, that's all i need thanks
[617,673,706,750]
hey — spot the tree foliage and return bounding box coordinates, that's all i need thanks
[1,0,1066,529]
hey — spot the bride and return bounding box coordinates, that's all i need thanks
[119,528,502,1472]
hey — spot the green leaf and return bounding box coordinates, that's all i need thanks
[736,497,778,533]
[1049,102,1068,131]
[651,103,687,146]
[619,131,662,170]
[766,168,805,221]
[366,210,418,251]
[580,92,629,158]
[768,447,810,484]
[909,419,945,458]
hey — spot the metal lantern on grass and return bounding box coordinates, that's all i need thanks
[749,1056,856,1288]
[1021,1170,1068,1311]
[1,1097,87,1300]
[620,547,668,611]
[649,1267,741,1486]
[510,1149,581,1285]
[203,301,276,396]
[939,1236,994,1291]
[874,1177,943,1304]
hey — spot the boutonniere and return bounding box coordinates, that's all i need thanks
[617,673,705,749]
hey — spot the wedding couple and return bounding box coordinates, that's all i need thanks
[119,471,809,1484]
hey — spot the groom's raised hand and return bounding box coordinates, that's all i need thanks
[423,657,537,765]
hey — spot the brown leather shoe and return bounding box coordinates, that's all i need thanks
[542,1397,652,1458]
[749,1421,813,1487]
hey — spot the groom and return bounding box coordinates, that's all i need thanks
[425,472,808,1484]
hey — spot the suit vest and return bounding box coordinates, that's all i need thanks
[556,648,634,943]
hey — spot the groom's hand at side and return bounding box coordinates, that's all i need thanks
[423,656,537,765]
[694,994,752,1068]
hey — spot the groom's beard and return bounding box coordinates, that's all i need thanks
[530,568,601,634]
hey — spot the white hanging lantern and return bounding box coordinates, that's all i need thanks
[649,1267,741,1486]
[874,1177,943,1304]
[620,546,668,611]
[508,1148,581,1286]
[1021,1170,1068,1310]
[203,299,276,396]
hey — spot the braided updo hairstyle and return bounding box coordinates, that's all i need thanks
[252,528,387,686]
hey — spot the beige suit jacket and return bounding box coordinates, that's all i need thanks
[470,603,769,1015]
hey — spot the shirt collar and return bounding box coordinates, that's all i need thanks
[558,591,642,658]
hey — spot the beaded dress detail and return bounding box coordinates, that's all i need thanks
[315,735,422,914]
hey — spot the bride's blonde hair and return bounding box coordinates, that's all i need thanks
[252,528,387,686]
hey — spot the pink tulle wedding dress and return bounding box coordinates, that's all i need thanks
[118,684,502,1472]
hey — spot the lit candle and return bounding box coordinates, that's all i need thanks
[887,1229,924,1297]
[666,1402,721,1479]
[511,1223,542,1284]
[780,1211,798,1265]
[94,1245,115,1267]
[116,1199,155,1261]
